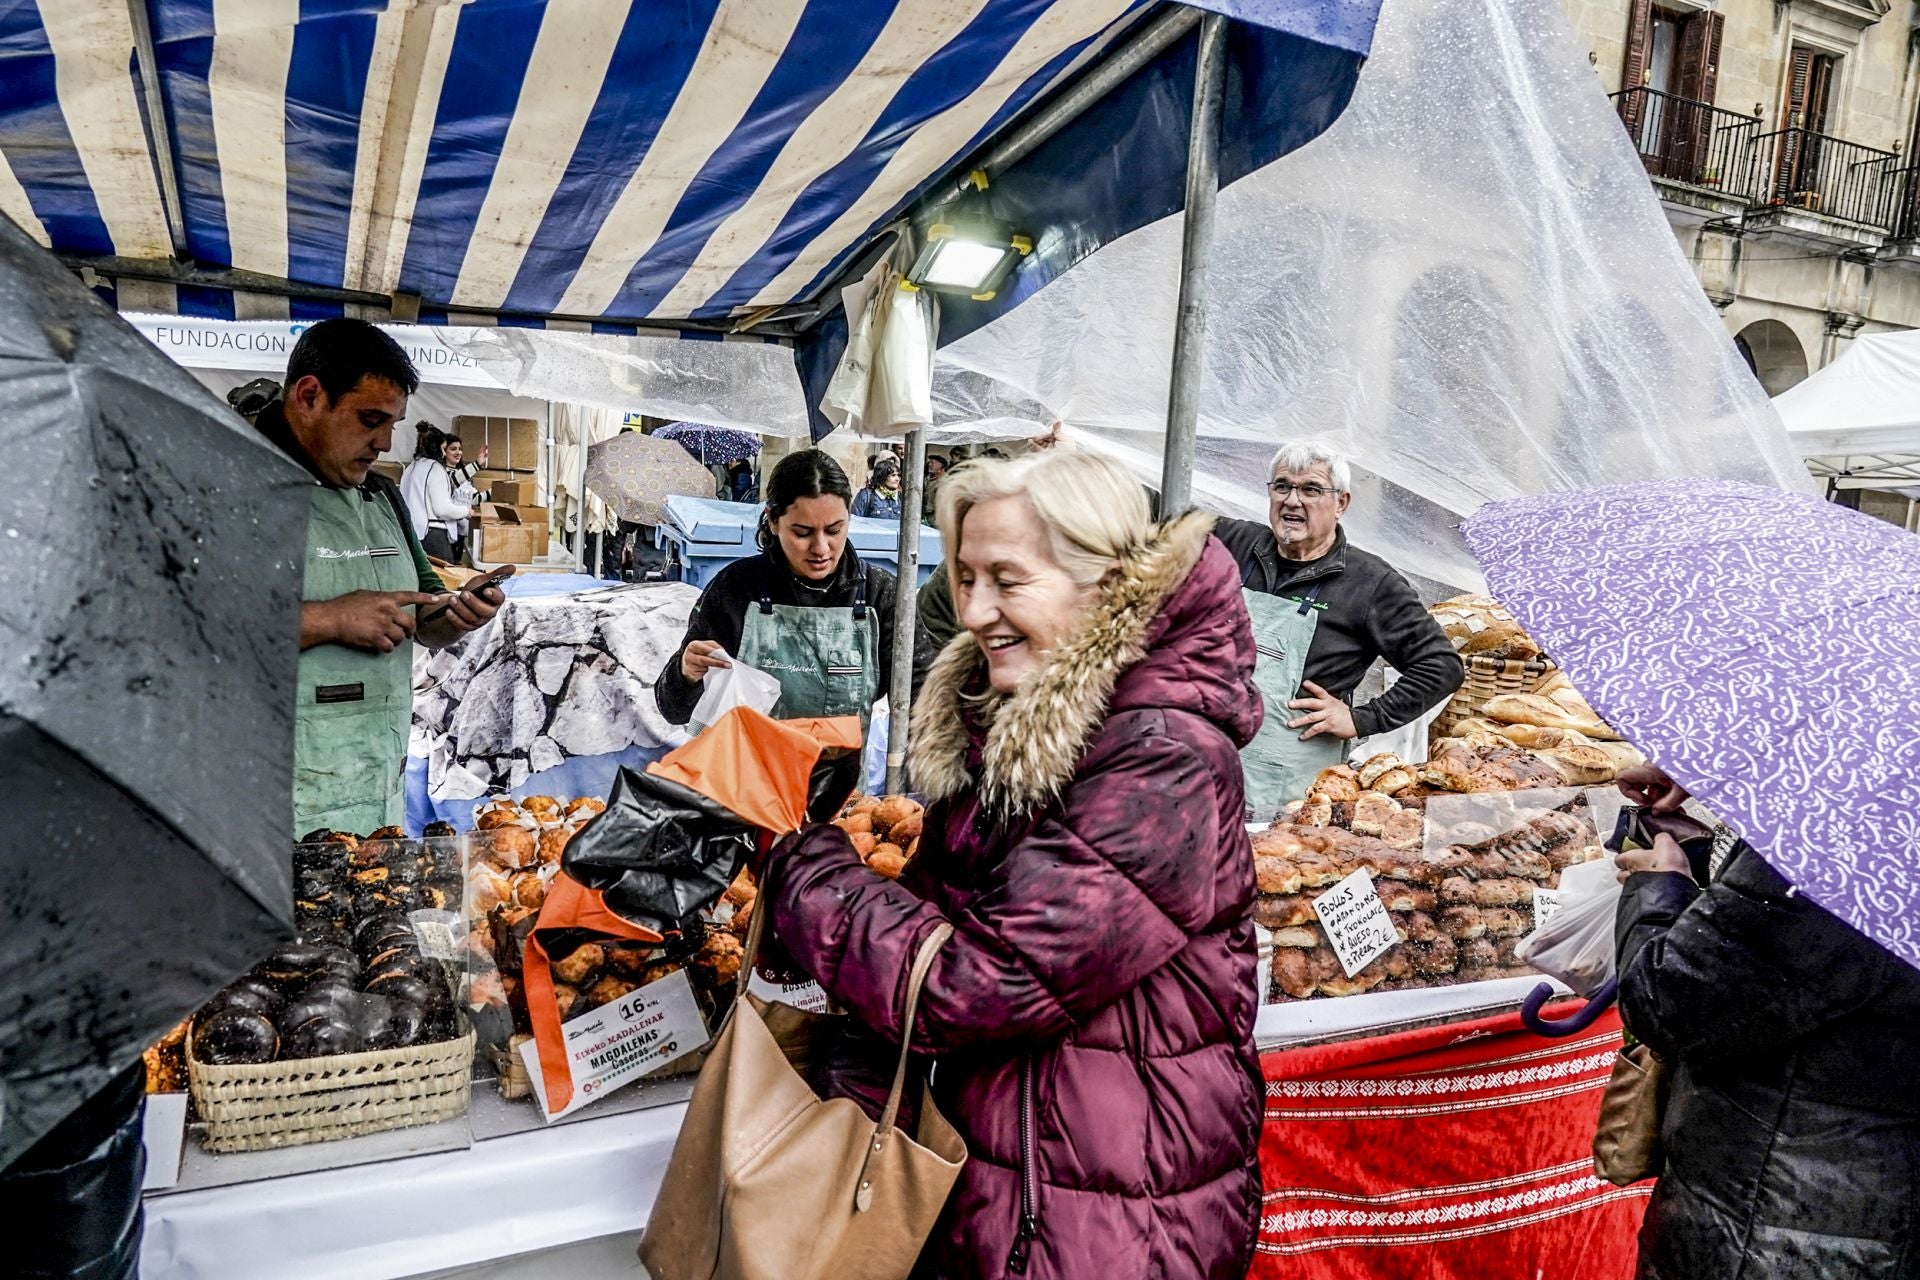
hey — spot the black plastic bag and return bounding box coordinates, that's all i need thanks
[562,768,757,935]
[807,747,864,824]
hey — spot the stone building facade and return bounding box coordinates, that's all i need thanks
[1562,0,1920,395]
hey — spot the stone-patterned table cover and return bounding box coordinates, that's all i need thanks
[412,583,698,806]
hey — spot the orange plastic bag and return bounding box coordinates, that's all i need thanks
[646,707,863,836]
[521,872,665,1115]
[524,707,862,1115]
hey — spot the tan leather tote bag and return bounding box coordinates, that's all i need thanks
[1592,1038,1669,1186]
[641,905,965,1280]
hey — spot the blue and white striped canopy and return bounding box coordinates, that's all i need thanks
[0,0,1376,329]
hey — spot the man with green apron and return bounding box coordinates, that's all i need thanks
[1217,444,1464,818]
[257,319,505,836]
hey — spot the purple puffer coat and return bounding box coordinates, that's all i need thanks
[766,513,1264,1280]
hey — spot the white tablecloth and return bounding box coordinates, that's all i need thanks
[143,1102,683,1280]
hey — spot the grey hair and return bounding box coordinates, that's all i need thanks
[935,450,1150,587]
[1269,442,1351,493]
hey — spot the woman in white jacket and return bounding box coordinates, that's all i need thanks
[400,425,481,562]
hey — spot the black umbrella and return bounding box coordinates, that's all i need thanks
[0,217,311,1168]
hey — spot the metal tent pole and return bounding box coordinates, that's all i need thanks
[1157,12,1228,519]
[885,430,929,795]
[573,410,591,572]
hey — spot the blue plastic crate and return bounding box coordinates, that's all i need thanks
[658,496,941,590]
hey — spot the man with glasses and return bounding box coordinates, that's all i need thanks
[1217,443,1463,816]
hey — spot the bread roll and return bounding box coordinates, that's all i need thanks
[1269,926,1324,949]
[1371,767,1417,797]
[1253,894,1318,930]
[1308,767,1361,804]
[1482,907,1532,938]
[1254,855,1303,896]
[1381,809,1424,850]
[1439,905,1487,939]
[1406,936,1459,976]
[1350,791,1400,837]
[1374,878,1437,912]
[1471,877,1531,908]
[1356,754,1405,788]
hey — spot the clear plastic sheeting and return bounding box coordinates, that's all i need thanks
[932,0,1812,589]
[447,329,812,440]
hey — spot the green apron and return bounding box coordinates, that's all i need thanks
[292,486,418,836]
[735,564,882,729]
[1240,580,1348,818]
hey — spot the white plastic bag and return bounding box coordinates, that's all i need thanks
[1514,857,1621,996]
[691,657,783,731]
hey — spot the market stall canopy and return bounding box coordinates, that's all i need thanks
[0,215,310,1168]
[928,0,1812,590]
[1772,329,1920,482]
[0,0,1378,335]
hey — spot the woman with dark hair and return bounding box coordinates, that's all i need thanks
[400,423,480,561]
[655,449,932,730]
[851,452,904,520]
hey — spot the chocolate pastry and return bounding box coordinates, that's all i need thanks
[195,1010,278,1064]
[423,821,456,839]
[368,975,440,1011]
[352,912,413,949]
[362,1001,427,1051]
[279,988,355,1033]
[280,1016,361,1059]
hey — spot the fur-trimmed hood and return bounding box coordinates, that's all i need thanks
[910,511,1260,815]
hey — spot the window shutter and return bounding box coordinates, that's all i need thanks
[1671,12,1724,182]
[1620,0,1654,133]
[1775,46,1816,201]
[1677,11,1722,104]
[1786,46,1814,127]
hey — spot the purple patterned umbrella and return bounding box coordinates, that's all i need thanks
[655,421,761,466]
[1463,477,1920,971]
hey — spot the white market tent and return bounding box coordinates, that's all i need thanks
[1773,328,1920,485]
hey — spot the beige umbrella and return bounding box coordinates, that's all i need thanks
[584,431,719,526]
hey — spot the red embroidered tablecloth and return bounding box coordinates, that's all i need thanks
[1254,1006,1652,1278]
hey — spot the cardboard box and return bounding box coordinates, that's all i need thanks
[488,479,538,506]
[515,506,551,558]
[475,505,534,564]
[453,416,540,473]
[370,461,404,484]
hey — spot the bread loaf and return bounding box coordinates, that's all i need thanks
[1480,692,1618,740]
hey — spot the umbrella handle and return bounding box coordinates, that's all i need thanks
[1518,978,1619,1038]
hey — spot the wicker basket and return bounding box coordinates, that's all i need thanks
[1431,654,1556,741]
[188,1030,475,1153]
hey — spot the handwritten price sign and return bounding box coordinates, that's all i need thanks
[1313,868,1398,978]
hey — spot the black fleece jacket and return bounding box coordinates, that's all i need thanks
[655,546,934,725]
[1214,518,1462,738]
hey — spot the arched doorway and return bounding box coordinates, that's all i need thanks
[1732,319,1809,396]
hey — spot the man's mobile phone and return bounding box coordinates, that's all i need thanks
[419,564,515,625]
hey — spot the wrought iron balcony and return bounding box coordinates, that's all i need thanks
[1752,126,1900,227]
[1613,88,1917,237]
[1611,87,1761,197]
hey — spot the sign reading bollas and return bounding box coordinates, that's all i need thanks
[126,314,508,390]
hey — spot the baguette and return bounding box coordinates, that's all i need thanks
[1480,692,1619,740]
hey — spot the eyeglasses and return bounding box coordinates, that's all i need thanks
[1269,481,1336,501]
